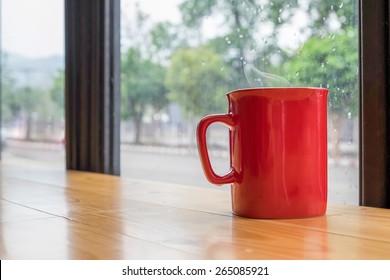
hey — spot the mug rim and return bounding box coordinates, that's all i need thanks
[227,87,328,96]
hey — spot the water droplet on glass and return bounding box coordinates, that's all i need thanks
[239,34,244,38]
[339,3,344,8]
[201,61,206,66]
[279,8,283,13]
[278,17,282,23]
[240,56,244,61]
[295,71,300,77]
[331,5,334,10]
[332,47,336,52]
[321,62,325,68]
[347,112,352,118]
[331,34,335,40]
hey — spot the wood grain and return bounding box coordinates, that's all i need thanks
[1,163,390,259]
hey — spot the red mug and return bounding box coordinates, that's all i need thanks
[197,88,328,218]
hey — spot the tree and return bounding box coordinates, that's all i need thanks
[121,4,172,144]
[178,0,358,87]
[49,70,65,121]
[261,0,357,30]
[166,46,228,118]
[121,47,167,144]
[1,68,19,123]
[179,0,259,89]
[149,21,189,64]
[10,86,56,140]
[255,0,358,77]
[2,65,65,141]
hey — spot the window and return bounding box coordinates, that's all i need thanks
[120,0,359,205]
[2,0,387,208]
[1,0,65,167]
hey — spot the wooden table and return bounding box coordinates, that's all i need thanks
[1,162,390,260]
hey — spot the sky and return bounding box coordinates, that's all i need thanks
[1,0,182,59]
[1,0,64,58]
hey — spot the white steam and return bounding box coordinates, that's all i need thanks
[244,64,291,88]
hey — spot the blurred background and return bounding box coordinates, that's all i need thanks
[1,0,358,204]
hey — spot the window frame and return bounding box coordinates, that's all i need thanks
[65,0,121,175]
[359,0,390,207]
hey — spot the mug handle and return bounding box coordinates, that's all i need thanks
[196,114,237,185]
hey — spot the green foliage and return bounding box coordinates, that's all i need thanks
[179,0,258,85]
[179,0,219,28]
[121,47,168,143]
[306,0,358,32]
[1,68,19,122]
[166,46,228,118]
[121,47,167,118]
[264,0,358,35]
[282,29,358,116]
[9,85,59,140]
[149,22,178,62]
[49,70,65,120]
[18,86,57,118]
[120,0,359,136]
[164,0,359,118]
[2,66,65,122]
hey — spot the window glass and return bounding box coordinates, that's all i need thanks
[121,0,359,204]
[1,0,65,168]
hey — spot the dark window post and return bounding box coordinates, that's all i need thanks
[65,0,120,175]
[359,0,390,207]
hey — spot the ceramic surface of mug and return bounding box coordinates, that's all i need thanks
[197,87,328,219]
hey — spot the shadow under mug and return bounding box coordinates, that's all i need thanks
[197,87,328,219]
